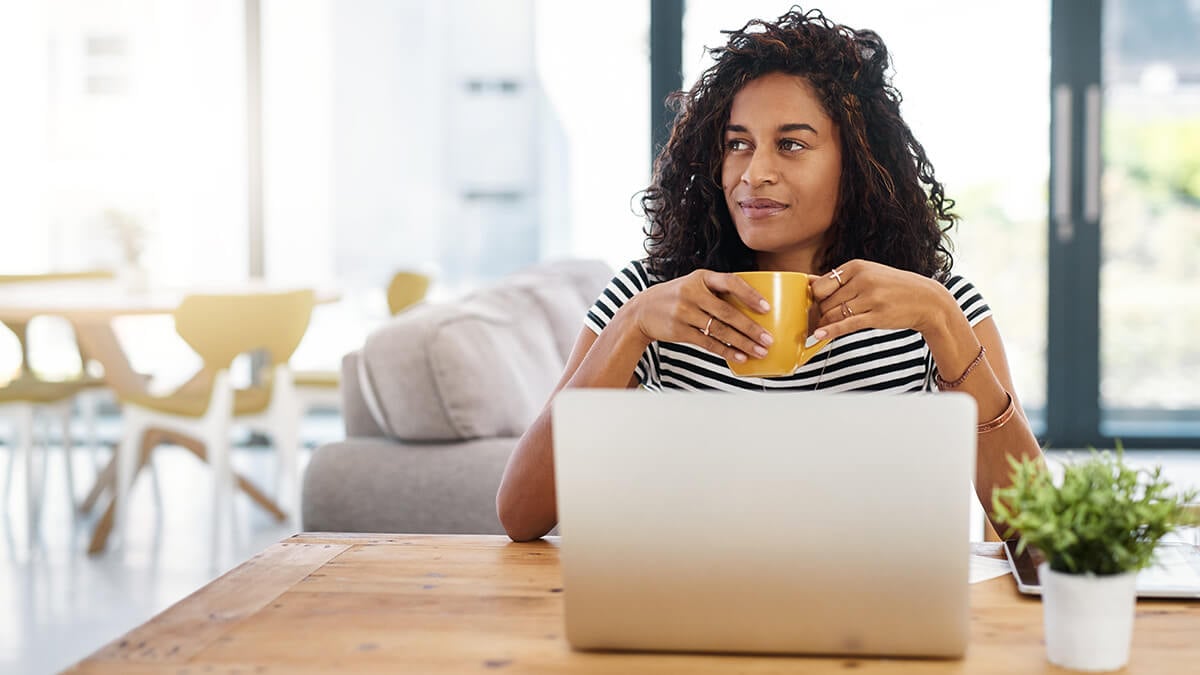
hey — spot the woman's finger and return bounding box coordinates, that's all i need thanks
[702,270,771,313]
[697,311,770,358]
[813,313,873,342]
[811,260,862,300]
[698,332,751,364]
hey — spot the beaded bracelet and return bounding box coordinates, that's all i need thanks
[934,345,986,390]
[978,392,1016,434]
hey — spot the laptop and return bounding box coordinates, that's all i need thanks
[552,389,977,658]
[1005,538,1200,598]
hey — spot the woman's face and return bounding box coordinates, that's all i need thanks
[721,72,842,272]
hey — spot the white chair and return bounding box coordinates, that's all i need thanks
[110,290,314,559]
[1,379,84,547]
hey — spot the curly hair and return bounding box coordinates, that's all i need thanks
[641,7,955,281]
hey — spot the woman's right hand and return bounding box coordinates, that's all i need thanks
[624,269,775,363]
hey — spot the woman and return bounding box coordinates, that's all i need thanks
[497,8,1042,542]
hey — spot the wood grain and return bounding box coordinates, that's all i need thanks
[68,540,348,668]
[65,534,1200,674]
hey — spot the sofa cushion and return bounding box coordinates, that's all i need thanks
[357,258,612,442]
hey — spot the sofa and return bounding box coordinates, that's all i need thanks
[302,258,613,534]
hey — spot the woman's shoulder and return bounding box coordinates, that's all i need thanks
[938,270,992,326]
[610,258,666,292]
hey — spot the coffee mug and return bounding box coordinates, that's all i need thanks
[723,271,832,377]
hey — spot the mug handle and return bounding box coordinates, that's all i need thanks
[796,283,832,366]
[796,335,832,366]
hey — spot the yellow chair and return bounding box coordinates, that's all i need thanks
[0,270,114,546]
[293,271,430,413]
[386,271,431,316]
[111,290,314,558]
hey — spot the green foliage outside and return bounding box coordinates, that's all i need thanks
[1106,113,1200,207]
[992,448,1198,575]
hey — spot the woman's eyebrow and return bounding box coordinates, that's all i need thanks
[724,123,818,134]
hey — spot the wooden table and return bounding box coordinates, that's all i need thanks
[65,534,1200,674]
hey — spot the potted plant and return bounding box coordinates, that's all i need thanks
[992,448,1197,672]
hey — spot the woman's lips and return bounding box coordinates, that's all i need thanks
[738,198,788,219]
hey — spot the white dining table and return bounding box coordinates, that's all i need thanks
[0,278,339,390]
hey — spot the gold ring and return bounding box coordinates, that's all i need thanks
[841,302,853,318]
[830,268,845,286]
[701,316,714,337]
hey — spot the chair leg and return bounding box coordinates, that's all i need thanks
[113,413,144,553]
[3,426,15,509]
[149,427,286,521]
[18,406,37,547]
[273,417,300,529]
[61,404,77,516]
[80,454,113,515]
[79,391,103,472]
[87,429,155,556]
[207,432,235,564]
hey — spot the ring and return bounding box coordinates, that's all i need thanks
[830,268,845,286]
[701,316,714,337]
[841,301,853,318]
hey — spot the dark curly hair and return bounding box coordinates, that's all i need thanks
[641,7,955,281]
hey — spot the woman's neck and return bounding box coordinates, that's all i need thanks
[755,246,823,275]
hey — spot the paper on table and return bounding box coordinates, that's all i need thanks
[970,554,1013,584]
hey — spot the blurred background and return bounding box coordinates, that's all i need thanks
[0,0,1197,672]
[2,0,1197,442]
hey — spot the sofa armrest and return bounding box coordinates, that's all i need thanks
[340,350,385,438]
[302,436,515,534]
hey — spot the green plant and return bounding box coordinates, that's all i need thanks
[992,447,1198,575]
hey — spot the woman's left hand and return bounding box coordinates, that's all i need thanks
[808,259,951,341]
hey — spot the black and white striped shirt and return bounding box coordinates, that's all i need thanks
[584,260,992,393]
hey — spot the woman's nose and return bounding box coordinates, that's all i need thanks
[742,148,779,186]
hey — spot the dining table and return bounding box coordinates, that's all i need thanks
[0,275,341,553]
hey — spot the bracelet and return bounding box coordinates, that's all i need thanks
[935,345,986,390]
[978,392,1016,434]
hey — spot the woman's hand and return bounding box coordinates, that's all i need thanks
[625,269,775,363]
[808,259,955,341]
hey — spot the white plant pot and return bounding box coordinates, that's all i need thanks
[1039,561,1138,671]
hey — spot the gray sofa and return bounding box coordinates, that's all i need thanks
[302,258,613,534]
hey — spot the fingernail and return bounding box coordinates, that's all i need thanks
[761,333,774,346]
[754,345,768,357]
[814,328,828,340]
[734,352,747,362]
[759,300,770,312]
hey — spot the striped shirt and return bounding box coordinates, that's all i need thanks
[584,260,992,393]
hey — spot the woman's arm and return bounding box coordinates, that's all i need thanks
[495,313,646,542]
[809,261,1043,534]
[496,270,776,541]
[921,307,1043,534]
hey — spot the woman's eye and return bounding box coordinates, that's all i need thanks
[726,138,750,151]
[779,139,806,152]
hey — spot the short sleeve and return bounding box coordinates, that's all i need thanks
[583,259,660,387]
[942,274,992,327]
[584,259,656,334]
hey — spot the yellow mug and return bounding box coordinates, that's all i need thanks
[723,271,832,377]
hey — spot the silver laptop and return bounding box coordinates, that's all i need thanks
[1005,536,1200,598]
[552,389,977,659]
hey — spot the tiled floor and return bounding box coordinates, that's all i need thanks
[0,413,343,675]
[2,420,1199,675]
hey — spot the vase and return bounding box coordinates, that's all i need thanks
[1039,561,1138,671]
[118,263,149,293]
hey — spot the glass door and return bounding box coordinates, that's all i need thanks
[1099,0,1200,439]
